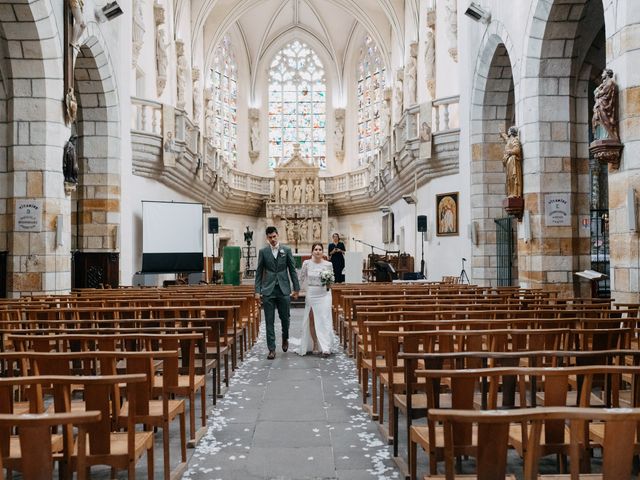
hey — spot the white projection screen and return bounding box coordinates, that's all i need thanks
[141,201,204,273]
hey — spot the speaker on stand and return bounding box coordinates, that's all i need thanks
[417,215,427,278]
[208,217,219,283]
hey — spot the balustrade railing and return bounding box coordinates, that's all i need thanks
[432,95,460,133]
[131,97,162,135]
[130,94,460,200]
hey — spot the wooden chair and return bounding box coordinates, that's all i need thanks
[0,411,101,480]
[427,406,640,480]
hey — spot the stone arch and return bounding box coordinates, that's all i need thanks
[0,0,66,296]
[516,0,607,295]
[469,22,518,287]
[71,28,121,287]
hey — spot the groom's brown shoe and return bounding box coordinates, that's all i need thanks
[267,350,276,360]
[282,340,289,352]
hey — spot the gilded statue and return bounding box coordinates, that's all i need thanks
[500,126,523,198]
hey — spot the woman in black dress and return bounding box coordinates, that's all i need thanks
[328,233,346,283]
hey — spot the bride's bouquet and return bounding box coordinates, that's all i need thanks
[320,269,335,291]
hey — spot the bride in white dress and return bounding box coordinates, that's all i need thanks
[296,242,335,357]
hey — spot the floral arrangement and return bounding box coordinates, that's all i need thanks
[320,269,335,291]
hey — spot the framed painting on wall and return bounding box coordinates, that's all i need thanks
[436,192,459,236]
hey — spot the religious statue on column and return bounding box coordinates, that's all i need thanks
[589,68,624,170]
[500,126,523,199]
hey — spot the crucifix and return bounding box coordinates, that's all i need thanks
[64,0,86,126]
[284,213,307,254]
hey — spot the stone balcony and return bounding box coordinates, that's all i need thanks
[130,96,460,216]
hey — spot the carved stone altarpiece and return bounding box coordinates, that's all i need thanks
[266,144,328,253]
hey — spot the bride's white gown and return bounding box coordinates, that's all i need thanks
[296,259,335,355]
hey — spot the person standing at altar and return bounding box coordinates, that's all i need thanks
[255,226,300,360]
[296,242,335,357]
[328,233,346,283]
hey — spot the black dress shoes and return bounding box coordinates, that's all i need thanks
[282,340,288,352]
[267,350,276,360]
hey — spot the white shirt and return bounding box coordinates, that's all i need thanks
[271,243,280,258]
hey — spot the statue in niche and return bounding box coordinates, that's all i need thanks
[176,41,188,108]
[405,43,418,107]
[298,219,308,243]
[305,181,314,203]
[424,28,436,99]
[292,181,302,203]
[155,27,168,95]
[445,0,458,61]
[334,121,344,151]
[69,0,87,48]
[132,0,145,67]
[380,89,391,138]
[250,121,260,152]
[285,220,294,243]
[63,134,79,184]
[499,126,523,198]
[204,87,215,138]
[312,220,321,241]
[394,70,404,120]
[592,69,619,142]
[279,181,288,203]
[192,68,202,124]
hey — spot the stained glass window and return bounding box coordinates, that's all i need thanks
[210,35,238,166]
[268,40,326,169]
[357,36,385,166]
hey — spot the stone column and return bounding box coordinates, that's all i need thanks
[607,20,640,303]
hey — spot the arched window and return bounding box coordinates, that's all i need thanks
[268,40,326,169]
[357,35,385,166]
[210,35,238,166]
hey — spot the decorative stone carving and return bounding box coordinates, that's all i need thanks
[312,220,321,241]
[445,0,458,62]
[249,107,260,161]
[424,9,436,99]
[405,42,418,107]
[279,181,289,203]
[590,69,623,170]
[204,87,215,140]
[334,108,345,160]
[394,69,404,121]
[266,143,328,253]
[305,180,315,203]
[132,0,145,68]
[380,87,392,139]
[176,39,188,109]
[192,68,202,124]
[154,2,168,96]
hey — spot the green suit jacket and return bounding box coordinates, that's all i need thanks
[255,244,300,296]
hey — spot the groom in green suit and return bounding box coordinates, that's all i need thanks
[255,226,300,359]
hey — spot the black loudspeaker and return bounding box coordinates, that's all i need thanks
[417,215,427,233]
[208,217,219,234]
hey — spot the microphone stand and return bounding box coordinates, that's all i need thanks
[352,237,386,256]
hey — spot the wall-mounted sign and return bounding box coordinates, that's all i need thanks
[544,193,571,226]
[15,199,42,232]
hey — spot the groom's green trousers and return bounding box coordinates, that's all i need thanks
[262,284,290,352]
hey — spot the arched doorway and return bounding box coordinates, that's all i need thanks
[470,27,518,287]
[71,33,121,288]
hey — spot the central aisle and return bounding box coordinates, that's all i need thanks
[183,308,401,480]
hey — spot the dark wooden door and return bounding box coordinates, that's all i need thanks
[73,252,119,288]
[494,217,515,287]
